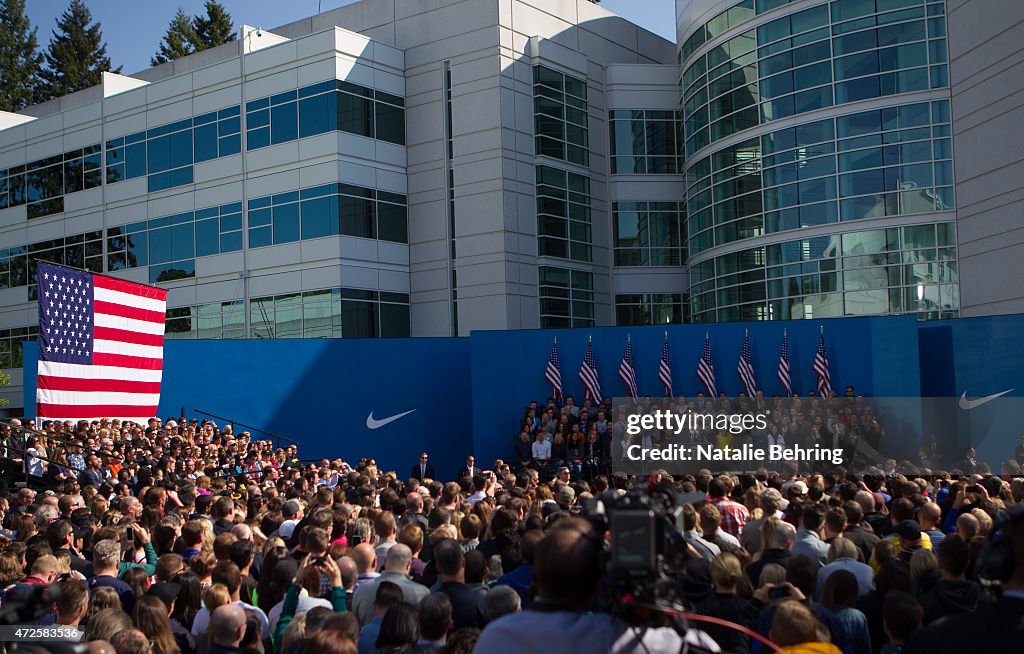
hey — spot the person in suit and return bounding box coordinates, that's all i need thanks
[457,456,477,481]
[411,452,435,481]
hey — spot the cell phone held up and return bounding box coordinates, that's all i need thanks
[768,585,791,600]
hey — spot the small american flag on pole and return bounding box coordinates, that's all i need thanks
[737,330,757,397]
[658,333,673,396]
[814,327,832,397]
[545,338,563,400]
[618,337,638,398]
[697,333,717,397]
[578,337,602,403]
[778,329,793,396]
[36,262,167,423]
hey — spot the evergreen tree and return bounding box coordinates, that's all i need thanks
[192,0,235,52]
[152,7,196,66]
[36,0,120,102]
[0,0,42,111]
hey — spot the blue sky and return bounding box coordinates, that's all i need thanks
[26,1,677,76]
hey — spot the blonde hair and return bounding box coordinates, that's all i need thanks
[970,508,993,537]
[710,552,743,588]
[204,583,231,611]
[280,613,308,653]
[758,563,787,587]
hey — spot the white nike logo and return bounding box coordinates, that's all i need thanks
[959,389,1014,410]
[366,409,416,429]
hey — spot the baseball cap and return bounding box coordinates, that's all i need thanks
[761,487,788,512]
[897,519,922,541]
[165,420,178,428]
[279,521,298,539]
[282,500,300,519]
[146,582,181,609]
[557,486,575,505]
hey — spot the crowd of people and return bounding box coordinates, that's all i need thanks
[0,409,1019,654]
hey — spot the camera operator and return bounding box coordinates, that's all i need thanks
[473,516,720,653]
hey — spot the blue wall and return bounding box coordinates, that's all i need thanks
[24,313,1024,475]
[468,317,922,468]
[24,338,474,478]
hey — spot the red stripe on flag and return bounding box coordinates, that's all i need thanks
[36,403,159,419]
[92,352,164,370]
[93,274,168,301]
[37,375,162,394]
[93,300,165,324]
[93,326,164,347]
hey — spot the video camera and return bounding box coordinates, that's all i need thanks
[582,478,710,633]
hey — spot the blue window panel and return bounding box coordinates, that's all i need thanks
[246,98,269,112]
[219,116,241,136]
[194,112,217,126]
[148,172,171,193]
[220,212,242,231]
[195,207,218,220]
[273,203,300,244]
[271,90,298,106]
[793,86,832,113]
[150,260,195,284]
[125,142,147,179]
[220,231,242,252]
[273,191,300,205]
[375,103,405,144]
[299,80,334,98]
[149,223,195,265]
[169,166,193,189]
[249,196,271,210]
[836,76,881,103]
[148,130,192,174]
[249,207,272,227]
[300,195,339,239]
[301,184,337,200]
[194,123,218,162]
[377,202,408,243]
[248,226,272,248]
[219,134,241,156]
[248,109,270,129]
[219,105,240,119]
[835,51,879,80]
[195,218,220,257]
[299,93,337,137]
[840,169,886,196]
[247,127,270,150]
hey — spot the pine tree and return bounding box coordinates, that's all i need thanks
[0,0,42,111]
[192,0,235,52]
[36,0,120,102]
[152,7,197,66]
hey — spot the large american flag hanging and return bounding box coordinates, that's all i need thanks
[778,330,793,397]
[545,339,563,400]
[658,336,673,397]
[578,340,602,403]
[618,338,638,399]
[36,262,167,424]
[737,330,758,397]
[697,334,717,397]
[814,330,832,398]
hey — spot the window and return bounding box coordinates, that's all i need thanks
[533,65,589,166]
[609,110,682,174]
[249,288,409,339]
[0,144,102,219]
[615,294,686,326]
[106,107,240,192]
[539,266,594,328]
[613,202,686,266]
[536,165,591,262]
[0,327,38,369]
[246,80,405,150]
[247,183,408,248]
[165,301,245,340]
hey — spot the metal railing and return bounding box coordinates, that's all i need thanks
[191,409,301,449]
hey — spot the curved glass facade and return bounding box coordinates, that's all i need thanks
[677,0,957,323]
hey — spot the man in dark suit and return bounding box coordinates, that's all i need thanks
[411,452,435,481]
[457,455,477,481]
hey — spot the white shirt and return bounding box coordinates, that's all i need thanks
[26,448,45,477]
[532,440,552,460]
[268,590,331,633]
[467,491,487,506]
[191,600,270,641]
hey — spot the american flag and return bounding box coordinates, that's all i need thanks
[545,339,563,400]
[36,262,167,423]
[618,339,638,398]
[658,337,673,396]
[578,340,602,403]
[778,330,793,396]
[697,334,717,397]
[737,331,757,397]
[814,330,832,397]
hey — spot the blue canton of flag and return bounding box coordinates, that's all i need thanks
[38,265,94,364]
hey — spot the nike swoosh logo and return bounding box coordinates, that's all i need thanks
[959,389,1014,410]
[366,409,416,429]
